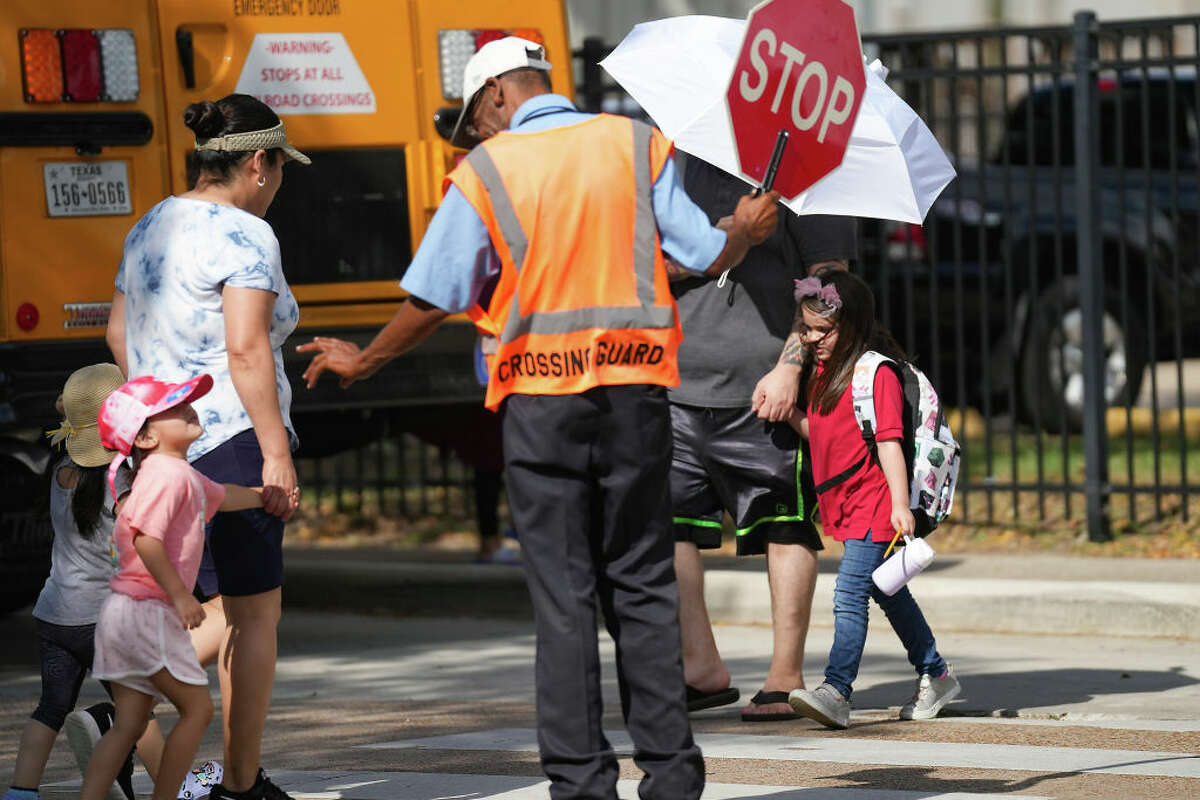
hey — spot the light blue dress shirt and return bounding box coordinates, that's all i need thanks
[399,94,727,313]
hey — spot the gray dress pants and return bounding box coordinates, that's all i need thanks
[502,384,704,800]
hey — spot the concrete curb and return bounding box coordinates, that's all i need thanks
[704,571,1200,639]
[283,555,1200,639]
[284,559,534,619]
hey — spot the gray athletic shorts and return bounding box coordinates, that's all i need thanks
[669,403,821,556]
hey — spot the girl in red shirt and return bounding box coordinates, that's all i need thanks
[785,269,960,729]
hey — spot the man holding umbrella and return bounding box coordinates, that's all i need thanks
[599,9,953,724]
[670,153,856,721]
[298,36,779,800]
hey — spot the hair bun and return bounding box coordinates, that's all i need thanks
[183,100,226,139]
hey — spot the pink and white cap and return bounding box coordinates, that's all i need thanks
[98,374,213,497]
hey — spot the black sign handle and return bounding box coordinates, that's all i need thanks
[720,129,788,288]
[754,129,789,196]
[719,130,788,288]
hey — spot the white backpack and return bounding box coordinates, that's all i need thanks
[816,351,960,536]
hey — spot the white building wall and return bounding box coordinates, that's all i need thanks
[871,0,1196,32]
[564,0,1196,45]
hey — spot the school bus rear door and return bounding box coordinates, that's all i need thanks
[151,1,574,424]
[154,0,422,327]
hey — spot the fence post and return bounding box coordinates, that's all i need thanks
[1072,10,1113,542]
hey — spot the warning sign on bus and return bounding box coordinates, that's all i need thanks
[235,32,376,114]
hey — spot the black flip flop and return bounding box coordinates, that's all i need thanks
[686,684,740,712]
[740,689,799,722]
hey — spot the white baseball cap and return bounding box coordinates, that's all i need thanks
[450,36,552,149]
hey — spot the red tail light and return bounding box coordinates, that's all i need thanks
[886,223,928,261]
[61,29,102,102]
[438,27,546,99]
[474,29,507,50]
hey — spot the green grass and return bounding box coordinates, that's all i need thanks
[949,431,1199,550]
[961,432,1198,487]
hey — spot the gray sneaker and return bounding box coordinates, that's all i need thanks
[788,682,850,729]
[900,665,962,720]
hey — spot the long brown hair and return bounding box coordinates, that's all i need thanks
[800,268,906,415]
[41,458,110,539]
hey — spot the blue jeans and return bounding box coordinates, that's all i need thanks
[824,534,946,700]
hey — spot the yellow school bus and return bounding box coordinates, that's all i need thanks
[0,0,571,606]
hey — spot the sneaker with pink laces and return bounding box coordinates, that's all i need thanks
[900,665,962,720]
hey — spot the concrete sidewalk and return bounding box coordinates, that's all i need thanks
[282,548,1200,639]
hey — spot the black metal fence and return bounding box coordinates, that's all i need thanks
[300,11,1199,540]
[857,12,1198,539]
[572,11,1199,540]
[296,433,477,522]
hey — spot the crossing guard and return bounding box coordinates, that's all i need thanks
[298,36,781,800]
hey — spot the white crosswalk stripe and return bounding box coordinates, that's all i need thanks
[231,770,1056,799]
[44,724,1196,798]
[48,769,1053,799]
[361,727,1200,780]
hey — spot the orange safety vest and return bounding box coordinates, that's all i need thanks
[447,113,683,411]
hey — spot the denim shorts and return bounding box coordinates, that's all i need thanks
[191,429,285,597]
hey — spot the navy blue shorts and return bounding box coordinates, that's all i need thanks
[192,429,285,598]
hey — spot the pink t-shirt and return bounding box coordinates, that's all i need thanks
[110,454,225,603]
[808,363,904,543]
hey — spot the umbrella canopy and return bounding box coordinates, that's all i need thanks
[600,15,956,223]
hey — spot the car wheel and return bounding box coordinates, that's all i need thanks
[1020,278,1147,432]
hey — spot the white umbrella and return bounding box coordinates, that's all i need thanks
[599,15,956,223]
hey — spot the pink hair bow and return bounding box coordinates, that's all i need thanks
[794,277,842,315]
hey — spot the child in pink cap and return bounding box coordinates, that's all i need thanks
[80,375,295,800]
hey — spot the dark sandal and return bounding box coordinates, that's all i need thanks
[686,684,740,712]
[741,689,800,722]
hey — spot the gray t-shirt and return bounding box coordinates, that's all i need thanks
[669,154,858,408]
[33,459,132,627]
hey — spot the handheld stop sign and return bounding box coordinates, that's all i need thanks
[725,0,866,199]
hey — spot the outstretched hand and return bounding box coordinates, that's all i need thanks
[297,337,363,389]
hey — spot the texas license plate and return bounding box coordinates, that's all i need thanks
[43,161,132,218]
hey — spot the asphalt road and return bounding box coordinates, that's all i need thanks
[1,609,1197,799]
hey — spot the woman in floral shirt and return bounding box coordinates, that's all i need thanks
[105,93,308,800]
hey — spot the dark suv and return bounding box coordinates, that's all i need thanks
[862,73,1199,431]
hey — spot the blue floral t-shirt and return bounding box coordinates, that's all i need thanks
[115,196,299,461]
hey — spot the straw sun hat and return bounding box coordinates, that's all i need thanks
[48,363,126,468]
